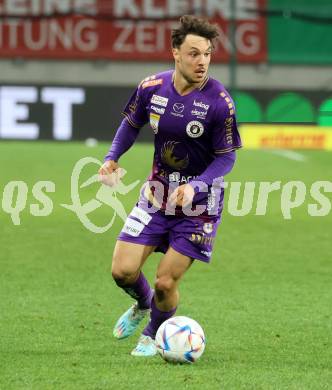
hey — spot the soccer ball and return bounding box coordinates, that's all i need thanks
[155,316,206,363]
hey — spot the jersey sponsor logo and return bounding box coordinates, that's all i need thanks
[151,94,168,107]
[225,117,234,144]
[207,188,217,213]
[169,171,181,182]
[149,113,160,134]
[122,218,145,237]
[169,171,197,183]
[186,121,204,138]
[203,222,214,234]
[130,206,152,225]
[191,109,207,119]
[193,100,210,111]
[171,102,185,117]
[201,250,212,257]
[142,78,163,89]
[150,105,165,115]
[189,233,215,246]
[173,103,184,113]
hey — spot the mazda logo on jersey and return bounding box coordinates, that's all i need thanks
[186,121,204,138]
[173,103,185,113]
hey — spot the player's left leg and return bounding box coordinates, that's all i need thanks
[131,247,193,356]
[112,241,156,339]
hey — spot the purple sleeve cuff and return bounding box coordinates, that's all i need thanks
[104,118,140,162]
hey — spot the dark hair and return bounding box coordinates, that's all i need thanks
[171,15,219,49]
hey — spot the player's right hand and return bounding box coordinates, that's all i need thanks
[98,160,123,186]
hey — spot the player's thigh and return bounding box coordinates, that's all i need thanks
[155,247,193,290]
[112,240,156,279]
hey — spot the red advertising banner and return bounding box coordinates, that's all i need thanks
[0,0,267,62]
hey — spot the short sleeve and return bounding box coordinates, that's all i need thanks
[211,92,242,154]
[122,83,149,128]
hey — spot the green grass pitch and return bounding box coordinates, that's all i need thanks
[0,141,331,389]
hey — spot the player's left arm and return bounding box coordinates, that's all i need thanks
[171,151,237,207]
[188,94,242,194]
[209,92,242,164]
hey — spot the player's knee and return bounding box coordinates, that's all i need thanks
[111,264,136,286]
[112,270,135,286]
[154,276,175,297]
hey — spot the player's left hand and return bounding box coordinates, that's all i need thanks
[169,183,195,208]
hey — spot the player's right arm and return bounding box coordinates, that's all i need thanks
[98,118,139,185]
[99,80,149,185]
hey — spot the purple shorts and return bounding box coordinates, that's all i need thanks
[118,203,221,263]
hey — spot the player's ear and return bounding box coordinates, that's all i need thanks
[172,47,180,62]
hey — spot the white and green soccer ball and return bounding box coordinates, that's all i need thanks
[155,316,206,364]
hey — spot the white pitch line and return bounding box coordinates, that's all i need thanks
[265,149,307,162]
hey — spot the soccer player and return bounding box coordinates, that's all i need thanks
[99,15,242,356]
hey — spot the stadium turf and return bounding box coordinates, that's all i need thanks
[0,141,331,389]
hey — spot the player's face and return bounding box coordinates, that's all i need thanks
[172,34,212,85]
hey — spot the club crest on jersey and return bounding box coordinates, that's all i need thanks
[203,223,213,234]
[186,121,204,138]
[149,113,160,134]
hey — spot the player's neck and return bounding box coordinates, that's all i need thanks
[172,71,205,96]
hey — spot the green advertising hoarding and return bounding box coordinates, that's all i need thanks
[268,0,332,63]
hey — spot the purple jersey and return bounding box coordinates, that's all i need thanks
[122,70,242,216]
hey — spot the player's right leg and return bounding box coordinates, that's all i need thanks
[111,240,156,339]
